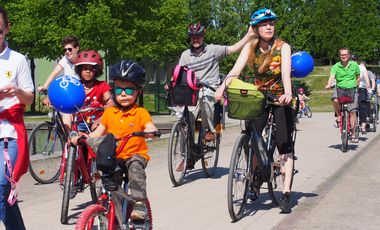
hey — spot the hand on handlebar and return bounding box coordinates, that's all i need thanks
[215,87,224,101]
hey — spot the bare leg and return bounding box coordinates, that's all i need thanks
[281,153,294,193]
[333,99,341,121]
[350,111,357,136]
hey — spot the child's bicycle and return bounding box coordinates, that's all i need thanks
[75,131,161,230]
[227,95,297,221]
[60,105,104,224]
[167,82,223,186]
[297,99,312,118]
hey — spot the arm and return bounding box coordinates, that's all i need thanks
[325,73,336,89]
[226,26,255,55]
[103,91,114,107]
[215,42,251,100]
[1,85,34,105]
[278,43,292,104]
[39,64,63,91]
[362,68,371,89]
[370,77,376,91]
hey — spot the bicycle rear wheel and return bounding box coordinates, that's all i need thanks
[341,110,349,152]
[305,107,312,118]
[227,133,249,222]
[61,146,76,224]
[75,204,109,230]
[201,132,220,177]
[28,122,64,184]
[168,120,189,186]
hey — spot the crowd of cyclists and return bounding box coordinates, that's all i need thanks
[0,4,379,229]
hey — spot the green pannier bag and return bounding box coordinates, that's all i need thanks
[226,78,265,120]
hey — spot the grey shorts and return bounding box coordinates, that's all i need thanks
[331,87,358,112]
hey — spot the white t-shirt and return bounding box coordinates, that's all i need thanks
[58,56,79,79]
[0,46,34,138]
[358,64,368,88]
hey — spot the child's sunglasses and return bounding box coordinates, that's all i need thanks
[114,87,138,95]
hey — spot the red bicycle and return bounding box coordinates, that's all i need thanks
[75,131,161,230]
[60,106,104,224]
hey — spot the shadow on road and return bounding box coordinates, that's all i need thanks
[179,167,229,185]
[328,144,359,151]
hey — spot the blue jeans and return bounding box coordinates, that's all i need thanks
[0,138,26,230]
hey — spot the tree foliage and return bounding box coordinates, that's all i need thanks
[1,0,379,66]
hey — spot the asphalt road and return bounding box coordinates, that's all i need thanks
[4,112,380,230]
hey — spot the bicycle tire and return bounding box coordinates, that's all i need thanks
[75,204,109,230]
[305,107,312,118]
[89,160,102,203]
[297,110,303,118]
[168,120,189,186]
[28,122,64,184]
[61,146,76,224]
[372,103,377,132]
[201,132,220,177]
[227,133,249,222]
[341,110,349,152]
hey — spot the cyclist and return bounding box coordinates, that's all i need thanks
[178,22,255,143]
[74,50,113,132]
[72,60,158,223]
[39,35,80,91]
[298,88,309,111]
[0,6,34,230]
[325,48,360,143]
[215,8,295,213]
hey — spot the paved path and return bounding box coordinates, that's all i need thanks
[4,113,380,230]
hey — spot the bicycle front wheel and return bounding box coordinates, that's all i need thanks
[227,133,249,222]
[28,122,64,184]
[201,132,220,177]
[89,160,102,203]
[61,146,76,224]
[341,110,349,152]
[168,120,189,186]
[75,204,109,230]
[305,107,312,118]
[372,103,377,132]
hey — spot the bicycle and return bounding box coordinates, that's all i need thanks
[297,99,312,118]
[367,92,378,132]
[227,96,297,221]
[28,90,68,184]
[60,106,104,224]
[168,82,222,186]
[337,88,359,152]
[75,131,161,230]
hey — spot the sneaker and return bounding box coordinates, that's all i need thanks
[131,202,147,220]
[334,120,339,128]
[204,132,216,142]
[279,192,291,214]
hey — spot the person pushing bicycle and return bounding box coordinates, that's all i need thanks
[71,60,158,222]
[215,8,295,213]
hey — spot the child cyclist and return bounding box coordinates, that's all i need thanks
[71,60,158,222]
[74,50,113,132]
[297,88,309,111]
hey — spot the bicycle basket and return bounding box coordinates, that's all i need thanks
[226,78,265,120]
[337,88,355,104]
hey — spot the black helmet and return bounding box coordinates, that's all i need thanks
[187,23,206,36]
[109,60,146,89]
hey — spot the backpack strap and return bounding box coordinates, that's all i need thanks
[171,64,182,87]
[186,68,198,91]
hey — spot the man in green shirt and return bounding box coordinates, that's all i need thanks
[325,48,360,142]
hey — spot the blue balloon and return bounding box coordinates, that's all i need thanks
[291,51,314,78]
[48,75,86,114]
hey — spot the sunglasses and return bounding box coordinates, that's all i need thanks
[63,47,74,52]
[114,87,138,95]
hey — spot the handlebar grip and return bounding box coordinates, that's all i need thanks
[39,89,48,95]
[132,131,161,138]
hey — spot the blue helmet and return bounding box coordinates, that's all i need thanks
[250,8,278,26]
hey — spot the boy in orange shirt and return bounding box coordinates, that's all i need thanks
[73,60,157,221]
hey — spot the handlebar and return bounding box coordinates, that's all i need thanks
[197,82,216,92]
[77,107,105,113]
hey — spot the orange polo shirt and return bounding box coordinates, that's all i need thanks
[101,104,153,161]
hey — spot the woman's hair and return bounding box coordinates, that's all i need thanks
[0,7,10,27]
[62,35,79,48]
[247,37,284,74]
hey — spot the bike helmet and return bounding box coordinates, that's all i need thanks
[187,23,206,36]
[75,50,103,76]
[109,60,146,89]
[250,8,278,26]
[298,88,304,93]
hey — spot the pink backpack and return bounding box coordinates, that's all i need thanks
[169,65,199,106]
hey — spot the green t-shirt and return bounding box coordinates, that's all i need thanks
[330,61,360,89]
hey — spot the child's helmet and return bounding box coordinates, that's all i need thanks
[250,8,278,26]
[75,50,103,76]
[298,88,304,93]
[187,23,206,36]
[109,60,146,89]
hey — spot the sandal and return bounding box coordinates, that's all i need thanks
[351,137,359,143]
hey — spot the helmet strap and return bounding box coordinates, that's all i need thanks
[190,43,205,55]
